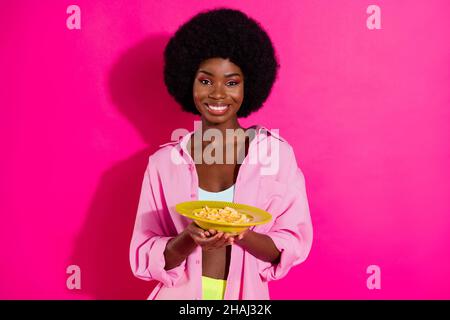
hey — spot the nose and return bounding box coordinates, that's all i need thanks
[208,83,226,100]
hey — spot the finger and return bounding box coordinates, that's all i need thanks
[198,230,206,238]
[189,222,205,236]
[229,233,238,243]
[237,229,249,240]
[211,233,229,248]
[188,229,204,241]
[222,235,235,246]
[198,231,223,246]
[208,229,217,236]
[222,233,235,243]
[208,238,227,249]
[194,225,208,238]
[201,232,225,248]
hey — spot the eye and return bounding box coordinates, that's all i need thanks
[199,79,211,85]
[226,80,239,86]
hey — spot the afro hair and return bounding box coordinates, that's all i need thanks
[163,8,279,118]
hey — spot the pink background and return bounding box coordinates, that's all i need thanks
[1,1,449,299]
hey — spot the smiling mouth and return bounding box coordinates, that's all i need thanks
[205,103,230,115]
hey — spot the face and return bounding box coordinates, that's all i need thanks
[193,58,244,125]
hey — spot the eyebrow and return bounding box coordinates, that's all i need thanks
[198,70,242,78]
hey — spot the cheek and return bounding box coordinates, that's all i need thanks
[192,88,201,104]
[193,92,200,103]
[231,87,244,103]
[193,84,208,101]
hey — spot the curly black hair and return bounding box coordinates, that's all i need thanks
[163,8,279,118]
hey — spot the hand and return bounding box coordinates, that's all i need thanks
[235,228,250,242]
[204,228,250,243]
[185,222,235,251]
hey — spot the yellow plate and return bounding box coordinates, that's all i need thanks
[175,200,272,235]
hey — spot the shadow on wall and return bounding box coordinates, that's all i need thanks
[70,34,196,299]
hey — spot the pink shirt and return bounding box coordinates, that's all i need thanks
[129,125,313,300]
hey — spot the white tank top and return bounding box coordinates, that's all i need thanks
[198,185,235,203]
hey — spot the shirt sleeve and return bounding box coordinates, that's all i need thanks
[258,147,313,282]
[129,156,186,288]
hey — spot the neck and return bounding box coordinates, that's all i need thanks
[199,117,246,148]
[189,117,250,164]
[200,116,243,138]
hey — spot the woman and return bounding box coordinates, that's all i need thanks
[130,8,313,300]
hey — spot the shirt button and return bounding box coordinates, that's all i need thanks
[195,260,200,265]
[191,193,196,198]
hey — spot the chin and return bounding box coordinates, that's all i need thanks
[204,115,231,125]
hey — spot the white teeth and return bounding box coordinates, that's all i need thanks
[207,104,228,111]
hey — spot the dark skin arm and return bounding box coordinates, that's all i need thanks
[164,223,281,270]
[235,229,281,264]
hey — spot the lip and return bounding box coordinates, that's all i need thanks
[204,103,230,116]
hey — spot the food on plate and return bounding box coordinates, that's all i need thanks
[194,206,251,224]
